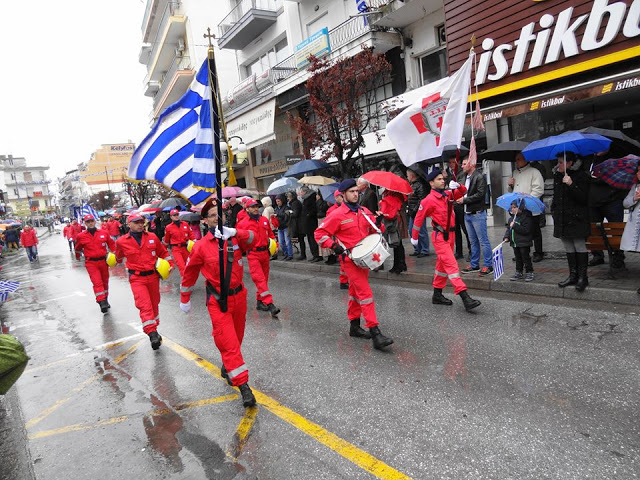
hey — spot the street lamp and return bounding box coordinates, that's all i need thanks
[220,135,247,154]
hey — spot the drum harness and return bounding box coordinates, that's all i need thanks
[432,194,455,241]
[342,210,386,260]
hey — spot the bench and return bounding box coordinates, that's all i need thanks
[586,221,626,278]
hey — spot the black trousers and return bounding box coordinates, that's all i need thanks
[392,239,406,269]
[589,201,625,260]
[299,233,319,258]
[454,208,471,256]
[532,216,543,254]
[514,246,533,273]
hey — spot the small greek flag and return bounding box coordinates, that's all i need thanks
[492,242,504,281]
[80,204,99,220]
[0,281,20,302]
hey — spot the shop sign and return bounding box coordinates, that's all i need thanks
[226,99,276,149]
[285,155,305,165]
[225,74,259,110]
[295,28,331,69]
[529,95,569,111]
[33,191,43,197]
[254,158,288,177]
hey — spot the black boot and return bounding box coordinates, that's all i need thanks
[148,331,162,350]
[256,300,269,311]
[458,290,481,312]
[220,366,233,386]
[238,383,256,408]
[268,303,280,317]
[432,288,453,306]
[340,282,349,290]
[99,300,109,313]
[325,255,337,265]
[558,253,578,287]
[369,326,393,350]
[575,252,589,292]
[349,319,371,338]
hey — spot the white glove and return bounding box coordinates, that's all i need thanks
[214,226,237,240]
[410,238,419,247]
[179,301,191,313]
[448,180,460,190]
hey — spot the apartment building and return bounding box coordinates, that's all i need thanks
[0,155,55,218]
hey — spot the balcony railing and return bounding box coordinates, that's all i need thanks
[146,1,181,67]
[365,0,392,9]
[153,55,191,110]
[218,0,280,37]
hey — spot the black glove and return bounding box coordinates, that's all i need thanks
[375,214,384,227]
[331,242,345,255]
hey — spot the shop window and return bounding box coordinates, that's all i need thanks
[420,47,447,86]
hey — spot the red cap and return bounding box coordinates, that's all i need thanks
[245,198,260,208]
[170,209,180,215]
[83,214,95,221]
[128,213,145,223]
[200,197,219,218]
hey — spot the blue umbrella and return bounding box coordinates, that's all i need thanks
[319,183,339,204]
[283,159,329,177]
[266,177,300,195]
[496,193,545,215]
[522,132,612,162]
[97,211,106,217]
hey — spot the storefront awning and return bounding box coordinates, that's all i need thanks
[226,99,276,150]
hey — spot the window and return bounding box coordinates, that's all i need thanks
[10,173,15,180]
[419,48,447,86]
[13,189,18,196]
[24,172,33,182]
[306,12,328,37]
[245,38,289,78]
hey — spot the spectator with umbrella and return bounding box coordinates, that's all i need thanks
[620,161,640,295]
[285,191,303,258]
[299,185,321,263]
[274,195,293,260]
[357,177,378,214]
[407,169,430,258]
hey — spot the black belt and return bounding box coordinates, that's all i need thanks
[249,246,268,252]
[87,256,106,261]
[128,269,156,276]
[170,243,188,248]
[465,210,485,215]
[206,282,244,300]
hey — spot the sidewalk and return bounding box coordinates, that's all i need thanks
[271,226,640,307]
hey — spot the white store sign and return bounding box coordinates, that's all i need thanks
[226,99,277,150]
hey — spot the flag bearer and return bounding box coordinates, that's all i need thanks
[74,214,116,313]
[411,169,481,312]
[236,199,281,317]
[115,213,174,350]
[179,198,257,408]
[163,209,196,278]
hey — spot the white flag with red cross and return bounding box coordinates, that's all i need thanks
[386,54,473,167]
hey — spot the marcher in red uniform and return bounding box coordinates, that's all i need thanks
[315,178,394,350]
[74,214,116,313]
[179,198,257,408]
[326,191,349,289]
[163,209,196,278]
[106,217,122,241]
[70,219,83,244]
[115,214,174,350]
[237,199,281,317]
[20,225,39,263]
[411,169,481,311]
[63,221,73,251]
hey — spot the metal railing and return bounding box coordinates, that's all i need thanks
[153,55,191,111]
[146,1,181,68]
[365,0,393,9]
[218,0,280,37]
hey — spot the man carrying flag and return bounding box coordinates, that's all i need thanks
[74,214,116,313]
[163,209,196,278]
[411,169,481,312]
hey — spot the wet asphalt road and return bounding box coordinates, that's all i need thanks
[1,233,639,479]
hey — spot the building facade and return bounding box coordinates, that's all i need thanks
[0,155,55,219]
[83,143,136,195]
[57,166,92,218]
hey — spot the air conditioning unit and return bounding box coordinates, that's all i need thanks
[175,38,185,56]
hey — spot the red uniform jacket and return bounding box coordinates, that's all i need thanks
[115,231,171,271]
[63,225,72,239]
[163,221,195,246]
[180,230,254,303]
[379,192,406,220]
[326,203,341,216]
[314,203,383,250]
[75,229,116,259]
[411,186,467,240]
[107,220,121,236]
[236,214,274,248]
[20,229,38,247]
[70,223,83,241]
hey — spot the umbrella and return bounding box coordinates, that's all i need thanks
[579,127,640,156]
[157,197,189,210]
[496,192,546,215]
[266,177,300,195]
[522,132,612,161]
[178,212,202,222]
[319,183,340,204]
[422,145,470,166]
[97,211,106,217]
[480,140,530,162]
[592,155,640,190]
[283,159,329,177]
[298,175,336,186]
[221,186,242,198]
[361,170,412,194]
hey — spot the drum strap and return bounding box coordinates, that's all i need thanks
[360,210,383,234]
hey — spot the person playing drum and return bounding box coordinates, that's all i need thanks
[411,169,482,312]
[315,178,394,350]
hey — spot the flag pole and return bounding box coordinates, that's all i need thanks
[204,28,228,312]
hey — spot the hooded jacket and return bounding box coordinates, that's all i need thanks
[261,196,275,229]
[504,208,533,248]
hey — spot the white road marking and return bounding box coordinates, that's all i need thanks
[40,291,87,304]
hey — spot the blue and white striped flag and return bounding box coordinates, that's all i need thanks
[0,281,20,302]
[492,242,505,281]
[128,59,219,205]
[80,203,99,220]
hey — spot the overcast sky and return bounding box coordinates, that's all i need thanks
[0,0,152,180]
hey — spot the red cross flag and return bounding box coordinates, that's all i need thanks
[386,54,473,167]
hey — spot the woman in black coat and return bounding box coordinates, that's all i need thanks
[299,187,321,262]
[285,191,302,257]
[551,153,591,291]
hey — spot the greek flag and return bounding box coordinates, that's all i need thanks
[128,59,219,206]
[492,242,505,281]
[80,203,99,220]
[0,281,20,303]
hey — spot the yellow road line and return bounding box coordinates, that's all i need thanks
[24,355,76,374]
[29,415,129,440]
[25,340,142,430]
[152,394,238,415]
[227,406,259,460]
[163,338,412,480]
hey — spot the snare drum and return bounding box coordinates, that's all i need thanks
[350,234,390,270]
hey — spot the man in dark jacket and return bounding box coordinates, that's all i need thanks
[227,197,244,228]
[456,156,493,276]
[286,191,303,259]
[407,169,430,257]
[299,186,321,262]
[357,178,378,213]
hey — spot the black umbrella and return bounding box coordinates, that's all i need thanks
[578,127,640,156]
[422,145,470,166]
[180,212,202,222]
[479,140,530,162]
[157,197,189,210]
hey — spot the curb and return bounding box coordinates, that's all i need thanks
[271,260,640,307]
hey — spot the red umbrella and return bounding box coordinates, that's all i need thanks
[361,171,412,194]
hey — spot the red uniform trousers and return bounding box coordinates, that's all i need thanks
[432,231,467,294]
[343,257,379,328]
[129,273,161,334]
[338,257,348,284]
[206,287,249,386]
[85,260,109,303]
[247,250,273,305]
[170,246,190,277]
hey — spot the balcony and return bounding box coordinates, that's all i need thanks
[366,0,443,28]
[217,0,280,50]
[153,55,194,118]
